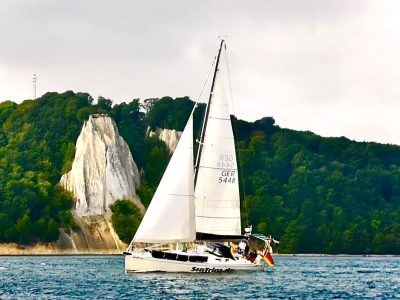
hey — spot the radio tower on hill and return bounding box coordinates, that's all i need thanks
[33,73,37,99]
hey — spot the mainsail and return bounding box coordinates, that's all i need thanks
[132,116,196,243]
[194,40,241,237]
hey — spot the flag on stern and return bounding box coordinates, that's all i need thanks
[263,252,275,268]
[262,241,275,268]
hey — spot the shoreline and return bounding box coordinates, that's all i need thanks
[0,253,122,256]
[0,243,124,256]
[0,252,398,257]
[0,243,398,257]
[276,253,400,257]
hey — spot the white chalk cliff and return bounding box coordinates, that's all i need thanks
[60,114,142,216]
[149,128,182,153]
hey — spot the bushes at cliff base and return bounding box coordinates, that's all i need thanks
[110,200,143,244]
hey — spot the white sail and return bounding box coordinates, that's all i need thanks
[132,116,196,243]
[195,63,241,236]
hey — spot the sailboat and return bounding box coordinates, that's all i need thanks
[124,40,276,273]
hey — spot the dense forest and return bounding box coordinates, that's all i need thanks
[0,91,399,254]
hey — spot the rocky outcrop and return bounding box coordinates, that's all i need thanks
[57,212,126,253]
[60,114,143,216]
[149,128,182,153]
[0,213,126,255]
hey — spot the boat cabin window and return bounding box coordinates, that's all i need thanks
[151,250,208,263]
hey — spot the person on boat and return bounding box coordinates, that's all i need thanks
[230,243,238,258]
[238,240,247,257]
[178,242,187,252]
[246,250,258,263]
[244,242,250,256]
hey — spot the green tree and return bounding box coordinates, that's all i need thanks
[110,200,143,244]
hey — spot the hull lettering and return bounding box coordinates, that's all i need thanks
[191,267,230,273]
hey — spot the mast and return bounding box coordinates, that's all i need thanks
[194,39,225,184]
[193,39,242,238]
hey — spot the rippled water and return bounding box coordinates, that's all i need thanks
[0,255,399,299]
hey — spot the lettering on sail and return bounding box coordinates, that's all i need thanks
[218,170,236,183]
[217,154,235,169]
[217,154,236,184]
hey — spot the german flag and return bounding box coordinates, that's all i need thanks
[263,253,275,268]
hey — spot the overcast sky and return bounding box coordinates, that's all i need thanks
[1,0,399,145]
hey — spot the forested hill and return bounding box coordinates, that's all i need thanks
[0,91,399,254]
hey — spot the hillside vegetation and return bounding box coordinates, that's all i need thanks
[0,92,399,254]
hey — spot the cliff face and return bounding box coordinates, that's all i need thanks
[149,128,182,153]
[60,114,143,216]
[57,212,126,253]
[0,213,126,255]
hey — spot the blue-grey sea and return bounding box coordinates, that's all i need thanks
[0,255,399,299]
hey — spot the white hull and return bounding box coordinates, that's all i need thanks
[125,252,264,273]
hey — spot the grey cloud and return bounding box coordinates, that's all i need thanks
[0,0,399,145]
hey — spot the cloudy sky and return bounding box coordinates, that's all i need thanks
[1,0,399,145]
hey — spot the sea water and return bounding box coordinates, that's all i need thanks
[0,255,399,299]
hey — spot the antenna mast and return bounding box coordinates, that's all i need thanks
[33,74,37,99]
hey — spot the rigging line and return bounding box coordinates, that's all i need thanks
[193,53,217,174]
[224,43,236,117]
[224,43,250,228]
[195,55,217,104]
[193,47,218,237]
[193,54,217,145]
[194,39,225,184]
